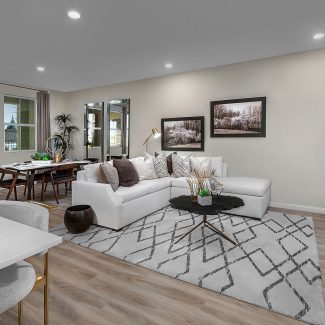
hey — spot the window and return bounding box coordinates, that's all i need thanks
[4,96,36,151]
[109,111,121,147]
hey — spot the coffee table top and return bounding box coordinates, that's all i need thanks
[169,195,244,215]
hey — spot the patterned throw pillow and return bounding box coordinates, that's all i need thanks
[172,154,191,178]
[144,153,169,178]
[100,162,120,191]
[155,152,176,174]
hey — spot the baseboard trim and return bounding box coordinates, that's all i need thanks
[270,201,325,215]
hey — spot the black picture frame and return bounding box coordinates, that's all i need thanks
[161,116,205,151]
[210,97,266,137]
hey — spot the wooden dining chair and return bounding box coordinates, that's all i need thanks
[0,168,28,200]
[40,163,78,204]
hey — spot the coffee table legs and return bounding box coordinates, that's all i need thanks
[174,214,236,245]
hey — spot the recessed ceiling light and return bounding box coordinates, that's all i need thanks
[165,63,173,69]
[313,33,324,40]
[68,10,81,19]
[36,66,45,72]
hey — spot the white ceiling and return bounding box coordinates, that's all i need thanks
[1,0,325,92]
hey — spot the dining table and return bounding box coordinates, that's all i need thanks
[0,216,62,324]
[0,216,62,269]
[1,160,90,200]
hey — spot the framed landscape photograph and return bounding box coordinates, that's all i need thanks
[210,97,266,137]
[161,116,204,151]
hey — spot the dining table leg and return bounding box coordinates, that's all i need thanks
[27,170,35,200]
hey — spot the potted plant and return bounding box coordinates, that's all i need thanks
[197,188,212,206]
[31,152,53,164]
[51,114,79,159]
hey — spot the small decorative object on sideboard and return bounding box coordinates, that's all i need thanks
[197,189,212,206]
[54,151,63,163]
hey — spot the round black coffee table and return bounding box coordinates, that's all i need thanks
[169,195,244,245]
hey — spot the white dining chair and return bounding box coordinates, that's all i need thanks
[0,261,36,324]
[0,201,50,324]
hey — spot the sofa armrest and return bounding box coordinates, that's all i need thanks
[222,163,228,177]
[72,181,123,228]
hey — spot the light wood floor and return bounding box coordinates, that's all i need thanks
[0,185,324,325]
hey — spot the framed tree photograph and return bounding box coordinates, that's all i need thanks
[210,97,266,137]
[161,116,204,151]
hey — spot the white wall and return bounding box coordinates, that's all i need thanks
[65,49,325,211]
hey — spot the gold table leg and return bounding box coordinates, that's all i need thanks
[18,301,23,325]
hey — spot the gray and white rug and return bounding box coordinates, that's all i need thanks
[52,207,325,324]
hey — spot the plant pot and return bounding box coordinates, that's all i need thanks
[198,195,212,206]
[31,160,53,164]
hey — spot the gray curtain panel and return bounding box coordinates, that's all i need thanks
[36,91,50,152]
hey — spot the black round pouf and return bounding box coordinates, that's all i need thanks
[64,205,95,234]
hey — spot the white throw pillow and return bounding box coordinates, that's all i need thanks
[210,157,223,177]
[129,156,145,164]
[133,160,158,181]
[190,157,212,176]
[83,163,101,182]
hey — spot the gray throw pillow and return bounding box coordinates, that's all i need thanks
[100,162,119,191]
[172,154,191,177]
[144,152,169,178]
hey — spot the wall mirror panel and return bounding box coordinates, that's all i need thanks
[84,102,104,162]
[107,99,130,160]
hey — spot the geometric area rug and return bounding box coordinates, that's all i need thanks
[51,207,325,325]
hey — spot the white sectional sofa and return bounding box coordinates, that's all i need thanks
[72,157,271,230]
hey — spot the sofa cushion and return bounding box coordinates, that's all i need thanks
[115,182,150,203]
[190,157,212,176]
[189,157,223,177]
[219,177,271,197]
[83,163,101,182]
[172,154,191,177]
[144,153,169,178]
[113,158,139,187]
[171,176,271,197]
[133,159,158,181]
[156,152,176,174]
[100,162,119,191]
[142,177,173,193]
[171,177,189,188]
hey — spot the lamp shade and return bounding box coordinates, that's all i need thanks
[152,128,161,138]
[143,128,161,145]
